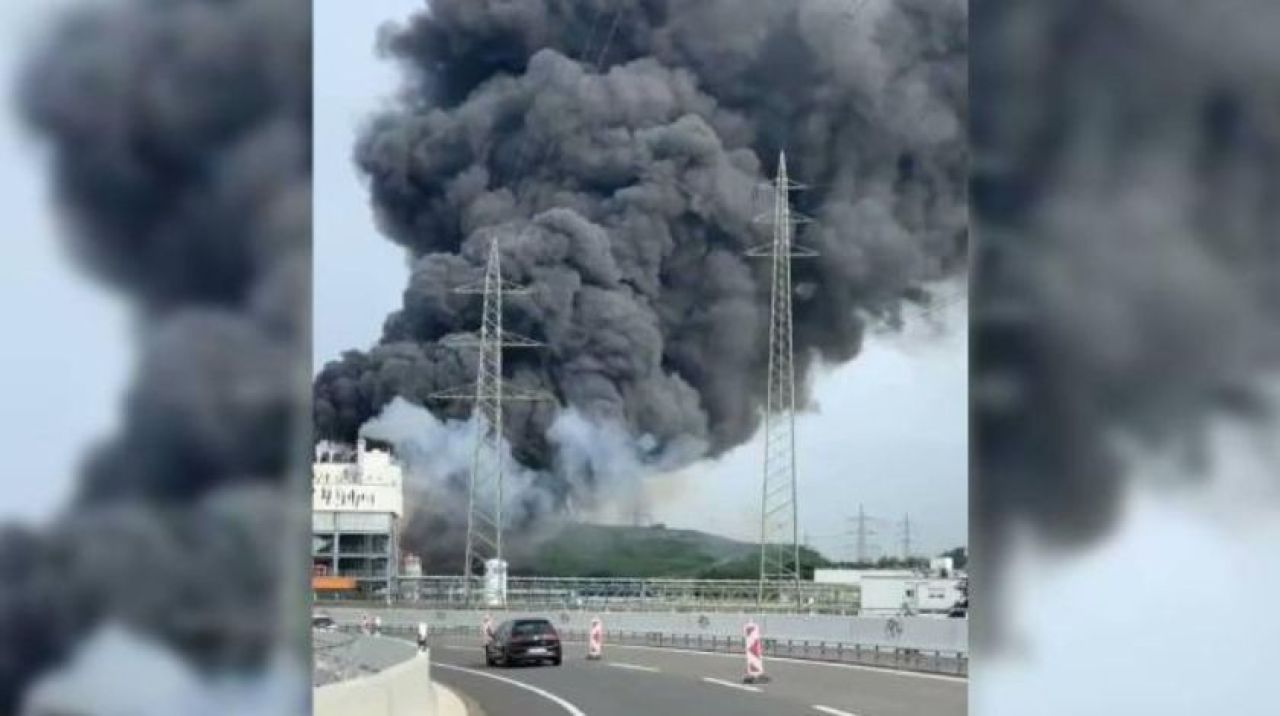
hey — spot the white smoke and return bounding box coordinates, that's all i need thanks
[358,398,711,535]
[358,397,555,542]
[548,408,708,522]
[361,396,477,487]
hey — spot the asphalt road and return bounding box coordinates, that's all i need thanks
[428,634,967,716]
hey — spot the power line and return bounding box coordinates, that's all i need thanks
[899,513,913,560]
[752,152,817,605]
[852,504,878,563]
[430,234,552,605]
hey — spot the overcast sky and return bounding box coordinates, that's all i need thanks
[314,0,969,558]
[0,0,132,525]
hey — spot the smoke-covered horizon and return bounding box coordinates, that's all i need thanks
[314,0,968,557]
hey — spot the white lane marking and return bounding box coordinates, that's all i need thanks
[701,676,762,693]
[590,642,965,684]
[814,705,860,716]
[606,662,660,673]
[433,662,588,716]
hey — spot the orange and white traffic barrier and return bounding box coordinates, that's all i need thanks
[482,614,495,646]
[743,621,769,684]
[587,617,604,660]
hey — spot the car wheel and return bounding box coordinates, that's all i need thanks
[485,653,496,667]
[552,656,562,666]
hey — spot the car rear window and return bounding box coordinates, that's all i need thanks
[512,621,555,637]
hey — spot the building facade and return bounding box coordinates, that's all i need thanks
[311,438,404,596]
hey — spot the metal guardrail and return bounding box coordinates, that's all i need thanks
[324,575,864,613]
[386,576,860,609]
[355,623,967,677]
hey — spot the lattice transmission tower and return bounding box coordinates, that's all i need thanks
[749,152,817,604]
[432,233,549,605]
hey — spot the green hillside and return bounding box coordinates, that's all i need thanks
[504,522,832,579]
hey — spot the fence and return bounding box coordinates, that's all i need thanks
[321,576,865,613]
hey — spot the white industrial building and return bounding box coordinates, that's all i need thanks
[930,556,957,576]
[311,438,405,596]
[813,566,966,616]
[813,568,918,586]
[860,575,966,616]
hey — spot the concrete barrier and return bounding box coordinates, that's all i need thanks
[322,607,969,653]
[314,639,437,716]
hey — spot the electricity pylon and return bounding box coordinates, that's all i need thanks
[900,513,913,561]
[432,232,549,605]
[852,504,877,564]
[749,152,817,605]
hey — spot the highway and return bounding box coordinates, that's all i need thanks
[427,634,966,716]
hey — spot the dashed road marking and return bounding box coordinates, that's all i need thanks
[606,662,660,673]
[701,676,762,693]
[814,705,860,716]
[434,662,588,716]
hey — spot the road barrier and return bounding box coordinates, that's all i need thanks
[322,608,968,652]
[742,621,766,683]
[314,641,435,716]
[482,614,495,646]
[348,617,968,677]
[587,617,604,660]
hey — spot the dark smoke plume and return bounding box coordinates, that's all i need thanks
[314,0,968,551]
[972,0,1280,641]
[1,0,310,711]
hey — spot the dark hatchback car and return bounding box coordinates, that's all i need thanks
[485,618,562,667]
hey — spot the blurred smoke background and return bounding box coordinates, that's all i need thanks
[973,0,1280,713]
[0,0,311,714]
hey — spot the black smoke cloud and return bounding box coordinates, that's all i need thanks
[972,0,1280,639]
[1,0,310,711]
[314,0,968,534]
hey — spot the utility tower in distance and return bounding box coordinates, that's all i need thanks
[899,513,913,561]
[852,504,876,564]
[433,233,549,605]
[750,152,816,605]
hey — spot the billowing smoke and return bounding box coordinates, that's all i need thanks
[1,0,310,711]
[314,0,968,552]
[20,0,311,502]
[972,0,1280,638]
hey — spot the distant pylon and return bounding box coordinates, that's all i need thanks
[900,513,913,560]
[854,504,874,564]
[749,152,817,605]
[432,231,551,605]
